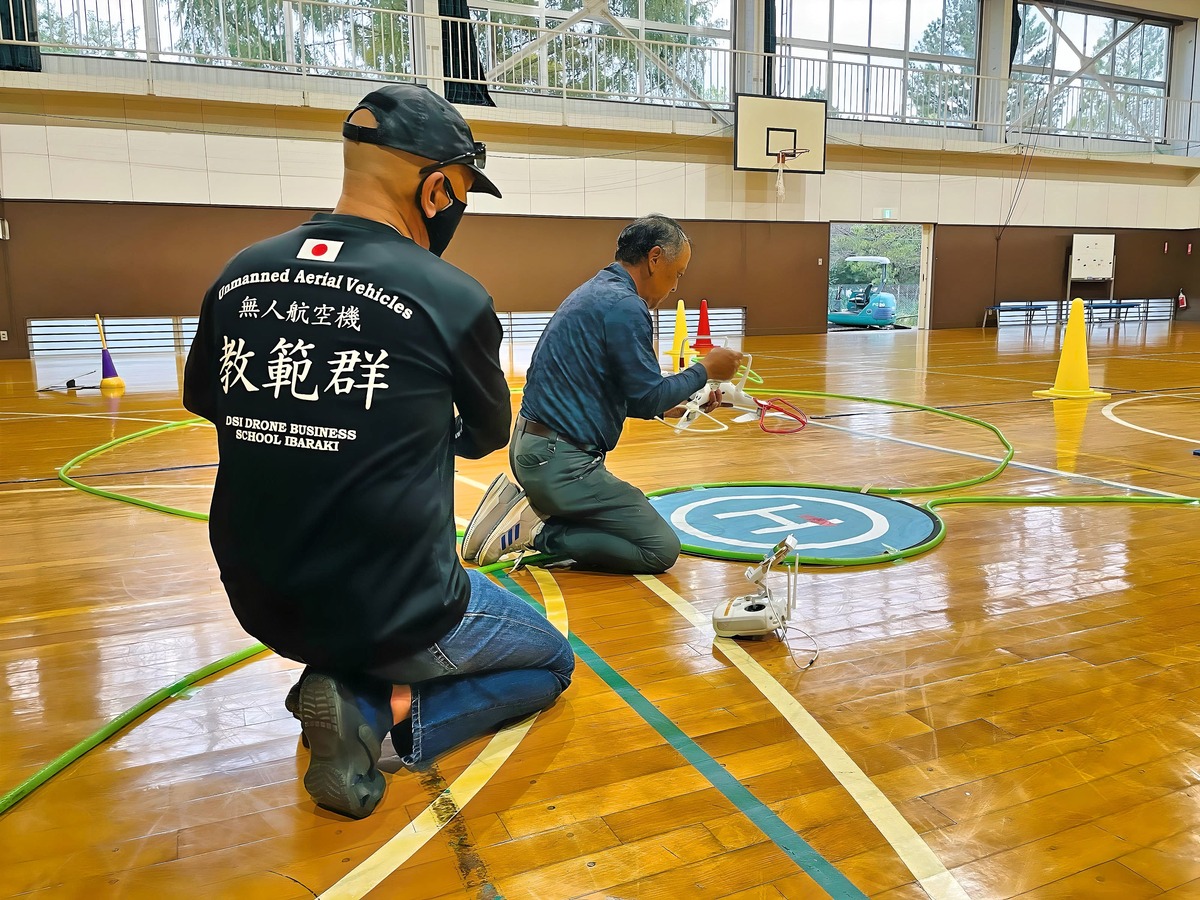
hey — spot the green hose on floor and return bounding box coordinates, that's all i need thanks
[4,384,1194,815]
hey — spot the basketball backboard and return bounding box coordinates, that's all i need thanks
[734,94,827,175]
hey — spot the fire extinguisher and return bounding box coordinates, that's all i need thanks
[1180,288,1188,310]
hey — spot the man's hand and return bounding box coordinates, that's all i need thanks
[699,346,743,382]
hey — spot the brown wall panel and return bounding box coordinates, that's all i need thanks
[0,202,313,357]
[1,201,1196,358]
[0,204,832,358]
[448,216,831,335]
[932,225,1200,329]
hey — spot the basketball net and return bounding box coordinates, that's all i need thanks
[774,148,808,201]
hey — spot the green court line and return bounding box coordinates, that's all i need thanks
[497,571,867,900]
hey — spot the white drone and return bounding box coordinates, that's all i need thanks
[658,353,808,434]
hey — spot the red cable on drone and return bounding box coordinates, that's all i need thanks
[756,398,808,434]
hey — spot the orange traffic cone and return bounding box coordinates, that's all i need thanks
[694,298,714,352]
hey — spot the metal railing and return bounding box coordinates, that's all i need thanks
[28,316,198,355]
[12,0,1198,146]
[986,298,1177,327]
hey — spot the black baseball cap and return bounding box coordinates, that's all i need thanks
[342,83,502,198]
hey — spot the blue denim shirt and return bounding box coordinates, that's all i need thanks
[520,263,708,452]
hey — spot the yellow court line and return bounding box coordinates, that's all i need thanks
[319,567,567,900]
[636,574,970,900]
[527,566,569,634]
[0,595,201,626]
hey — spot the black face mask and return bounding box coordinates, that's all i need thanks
[419,175,466,257]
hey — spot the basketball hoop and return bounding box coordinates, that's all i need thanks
[774,148,809,201]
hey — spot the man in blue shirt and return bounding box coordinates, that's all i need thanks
[462,214,742,573]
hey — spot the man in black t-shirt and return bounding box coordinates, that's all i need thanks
[184,85,574,819]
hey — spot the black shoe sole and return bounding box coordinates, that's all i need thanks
[298,675,385,819]
[285,675,308,748]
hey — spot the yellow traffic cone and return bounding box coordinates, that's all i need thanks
[663,300,688,373]
[1033,299,1110,400]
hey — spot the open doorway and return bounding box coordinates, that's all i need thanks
[827,223,924,332]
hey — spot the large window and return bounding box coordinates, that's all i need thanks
[775,0,980,126]
[472,0,733,104]
[1010,2,1171,141]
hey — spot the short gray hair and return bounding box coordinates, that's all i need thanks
[615,214,690,264]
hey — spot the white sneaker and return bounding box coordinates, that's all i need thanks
[477,494,544,566]
[461,474,522,562]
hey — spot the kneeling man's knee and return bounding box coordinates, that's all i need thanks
[643,527,681,574]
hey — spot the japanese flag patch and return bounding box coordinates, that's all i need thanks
[297,238,344,262]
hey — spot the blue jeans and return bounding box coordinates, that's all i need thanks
[369,570,574,768]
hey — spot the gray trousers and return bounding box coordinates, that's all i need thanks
[509,427,680,574]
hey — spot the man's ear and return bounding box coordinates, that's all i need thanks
[647,245,663,272]
[419,170,446,218]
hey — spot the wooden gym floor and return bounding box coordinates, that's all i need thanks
[2,323,1200,899]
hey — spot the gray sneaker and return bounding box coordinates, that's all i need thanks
[477,494,544,566]
[461,473,522,562]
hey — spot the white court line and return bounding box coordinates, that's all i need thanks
[805,419,1192,500]
[1101,395,1200,445]
[3,486,472,529]
[637,574,970,900]
[0,412,184,424]
[0,484,213,495]
[454,473,491,492]
[318,567,567,899]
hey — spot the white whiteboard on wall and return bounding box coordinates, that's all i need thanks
[1070,234,1116,280]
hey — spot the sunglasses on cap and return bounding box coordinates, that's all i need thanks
[420,141,487,174]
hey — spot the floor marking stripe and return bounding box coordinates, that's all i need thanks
[0,411,185,424]
[0,484,212,495]
[0,596,205,626]
[500,573,866,899]
[318,568,568,900]
[454,473,491,491]
[1101,395,1200,445]
[806,419,1191,499]
[637,574,971,900]
[318,721,534,900]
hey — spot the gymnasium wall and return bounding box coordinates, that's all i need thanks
[450,217,832,335]
[3,196,1197,360]
[0,202,831,358]
[4,122,1200,230]
[931,227,1200,329]
[2,115,1200,358]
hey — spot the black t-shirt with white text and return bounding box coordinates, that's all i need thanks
[183,214,510,672]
